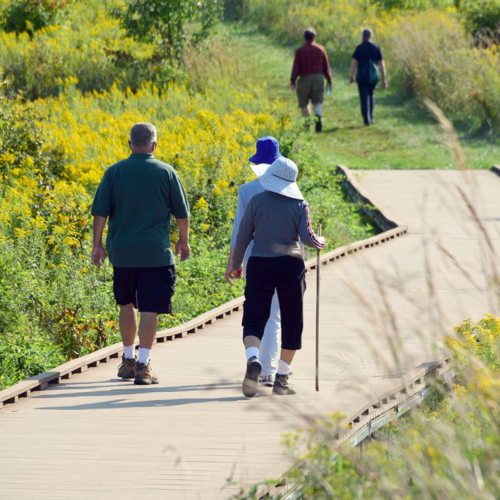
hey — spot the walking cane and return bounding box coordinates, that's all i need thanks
[316,224,322,392]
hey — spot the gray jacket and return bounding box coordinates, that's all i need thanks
[233,191,324,269]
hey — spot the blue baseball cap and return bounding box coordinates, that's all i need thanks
[249,136,283,165]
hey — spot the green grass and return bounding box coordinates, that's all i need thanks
[223,23,500,170]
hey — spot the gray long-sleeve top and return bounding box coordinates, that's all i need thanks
[233,191,325,269]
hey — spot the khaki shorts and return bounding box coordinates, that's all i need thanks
[297,74,325,108]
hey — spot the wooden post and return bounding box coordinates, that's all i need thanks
[316,224,322,392]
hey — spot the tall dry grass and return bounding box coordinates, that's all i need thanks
[233,102,500,499]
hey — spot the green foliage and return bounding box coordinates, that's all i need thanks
[459,0,500,36]
[0,331,65,390]
[0,84,66,180]
[371,0,453,10]
[2,0,73,36]
[118,0,223,63]
[0,0,239,98]
[387,11,500,132]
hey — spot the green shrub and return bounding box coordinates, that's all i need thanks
[2,0,73,36]
[0,331,65,390]
[371,0,453,10]
[117,0,223,64]
[459,0,500,36]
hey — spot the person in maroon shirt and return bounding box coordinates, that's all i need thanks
[291,28,332,132]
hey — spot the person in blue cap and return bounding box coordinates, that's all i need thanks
[229,156,325,397]
[225,137,303,388]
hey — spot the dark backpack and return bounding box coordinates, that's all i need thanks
[361,59,380,85]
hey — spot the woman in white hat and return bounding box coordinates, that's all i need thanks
[226,137,285,389]
[229,157,325,397]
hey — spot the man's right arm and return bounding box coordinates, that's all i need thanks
[169,171,191,262]
[91,170,111,268]
[92,215,107,268]
[291,50,300,90]
[232,201,255,271]
[226,186,246,285]
[350,59,358,84]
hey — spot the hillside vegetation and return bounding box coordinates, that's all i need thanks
[223,0,500,170]
[240,0,500,132]
[0,0,376,390]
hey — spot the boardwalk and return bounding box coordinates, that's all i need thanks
[1,170,499,499]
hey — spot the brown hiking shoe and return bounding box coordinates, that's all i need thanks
[242,356,262,398]
[273,374,297,395]
[117,355,136,379]
[134,361,159,385]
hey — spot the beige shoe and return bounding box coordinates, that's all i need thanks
[134,361,159,385]
[117,355,136,379]
[272,374,297,395]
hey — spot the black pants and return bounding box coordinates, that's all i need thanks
[357,82,377,125]
[243,256,306,351]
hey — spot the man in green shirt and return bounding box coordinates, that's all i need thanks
[91,122,190,385]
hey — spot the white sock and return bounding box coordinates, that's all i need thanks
[138,347,151,365]
[123,345,135,359]
[277,359,291,375]
[245,347,259,361]
[314,103,323,116]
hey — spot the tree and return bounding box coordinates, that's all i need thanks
[119,0,223,64]
[3,0,73,37]
[459,0,500,37]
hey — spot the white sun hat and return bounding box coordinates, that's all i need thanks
[250,163,271,177]
[258,157,303,200]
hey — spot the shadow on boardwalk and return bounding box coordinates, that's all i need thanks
[36,381,247,410]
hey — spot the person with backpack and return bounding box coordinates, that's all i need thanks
[350,28,387,126]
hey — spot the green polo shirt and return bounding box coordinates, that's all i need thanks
[91,153,190,268]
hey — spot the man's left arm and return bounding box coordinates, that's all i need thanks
[175,217,190,262]
[323,49,332,87]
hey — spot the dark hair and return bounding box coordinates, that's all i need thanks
[362,28,372,42]
[304,28,316,42]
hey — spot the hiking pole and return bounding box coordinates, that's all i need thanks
[316,224,322,392]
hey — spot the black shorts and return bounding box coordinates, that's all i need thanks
[113,266,176,314]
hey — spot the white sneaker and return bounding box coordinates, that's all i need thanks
[259,374,275,387]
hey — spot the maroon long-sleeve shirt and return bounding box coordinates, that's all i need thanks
[291,43,332,85]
